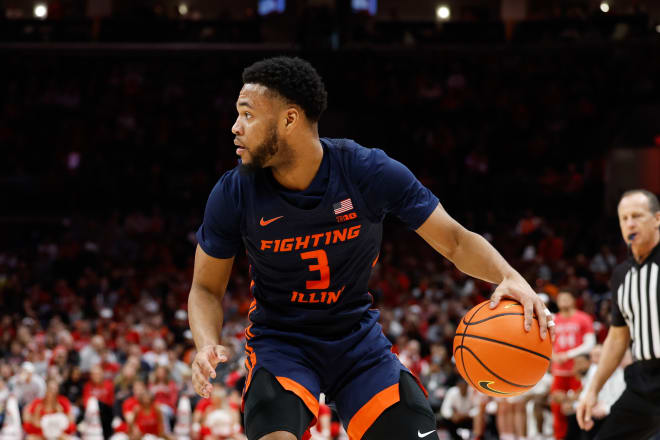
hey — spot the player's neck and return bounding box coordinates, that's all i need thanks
[271,136,324,191]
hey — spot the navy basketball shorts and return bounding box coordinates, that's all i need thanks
[241,309,428,440]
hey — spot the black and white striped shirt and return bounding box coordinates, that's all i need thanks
[611,242,660,361]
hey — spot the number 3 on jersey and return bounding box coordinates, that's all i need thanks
[300,250,330,289]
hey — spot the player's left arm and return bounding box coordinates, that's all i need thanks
[416,203,552,340]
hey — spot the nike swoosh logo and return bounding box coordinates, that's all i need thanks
[418,430,436,438]
[260,216,284,226]
[478,380,513,395]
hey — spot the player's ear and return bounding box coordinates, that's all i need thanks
[283,107,299,132]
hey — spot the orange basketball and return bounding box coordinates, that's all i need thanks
[453,299,552,397]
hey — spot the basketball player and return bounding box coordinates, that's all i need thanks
[550,290,595,440]
[577,190,660,440]
[188,57,553,440]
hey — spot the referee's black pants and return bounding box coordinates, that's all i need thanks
[594,388,660,440]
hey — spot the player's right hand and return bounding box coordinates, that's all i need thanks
[192,344,229,398]
[576,389,597,431]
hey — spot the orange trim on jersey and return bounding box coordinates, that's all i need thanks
[371,253,379,267]
[275,376,320,419]
[245,324,255,339]
[346,383,399,440]
[241,346,257,412]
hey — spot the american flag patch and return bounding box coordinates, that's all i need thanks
[333,198,354,214]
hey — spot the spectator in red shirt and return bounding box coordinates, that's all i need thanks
[113,362,138,414]
[305,402,332,440]
[124,380,146,420]
[23,378,76,440]
[193,384,241,440]
[83,363,114,438]
[398,339,428,378]
[127,389,172,440]
[149,364,179,432]
[83,364,114,407]
[113,379,146,434]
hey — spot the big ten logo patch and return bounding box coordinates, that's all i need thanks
[336,212,357,223]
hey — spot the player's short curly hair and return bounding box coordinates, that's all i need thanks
[242,57,328,122]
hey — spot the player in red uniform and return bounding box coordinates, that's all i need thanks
[551,290,595,439]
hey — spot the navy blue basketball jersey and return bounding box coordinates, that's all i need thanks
[196,138,439,337]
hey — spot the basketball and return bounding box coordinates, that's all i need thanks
[453,299,552,397]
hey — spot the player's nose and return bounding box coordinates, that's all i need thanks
[231,118,242,135]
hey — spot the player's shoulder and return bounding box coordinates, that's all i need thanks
[208,164,251,200]
[213,164,247,187]
[323,137,392,177]
[323,137,387,162]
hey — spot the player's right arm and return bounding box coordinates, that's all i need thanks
[576,325,630,430]
[188,245,234,398]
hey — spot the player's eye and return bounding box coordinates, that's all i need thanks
[245,112,252,119]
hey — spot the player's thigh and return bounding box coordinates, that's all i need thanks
[243,368,314,440]
[595,389,660,440]
[362,372,438,440]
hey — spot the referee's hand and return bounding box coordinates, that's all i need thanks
[192,344,229,398]
[576,390,597,431]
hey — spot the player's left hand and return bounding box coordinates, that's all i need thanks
[489,274,555,341]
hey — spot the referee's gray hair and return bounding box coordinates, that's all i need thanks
[619,189,660,213]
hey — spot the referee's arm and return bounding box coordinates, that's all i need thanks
[576,325,630,430]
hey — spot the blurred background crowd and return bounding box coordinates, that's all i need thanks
[2,0,660,439]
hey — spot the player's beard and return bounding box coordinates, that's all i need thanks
[239,125,280,174]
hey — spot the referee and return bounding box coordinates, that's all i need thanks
[577,189,660,439]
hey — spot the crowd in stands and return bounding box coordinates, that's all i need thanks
[2,45,659,439]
